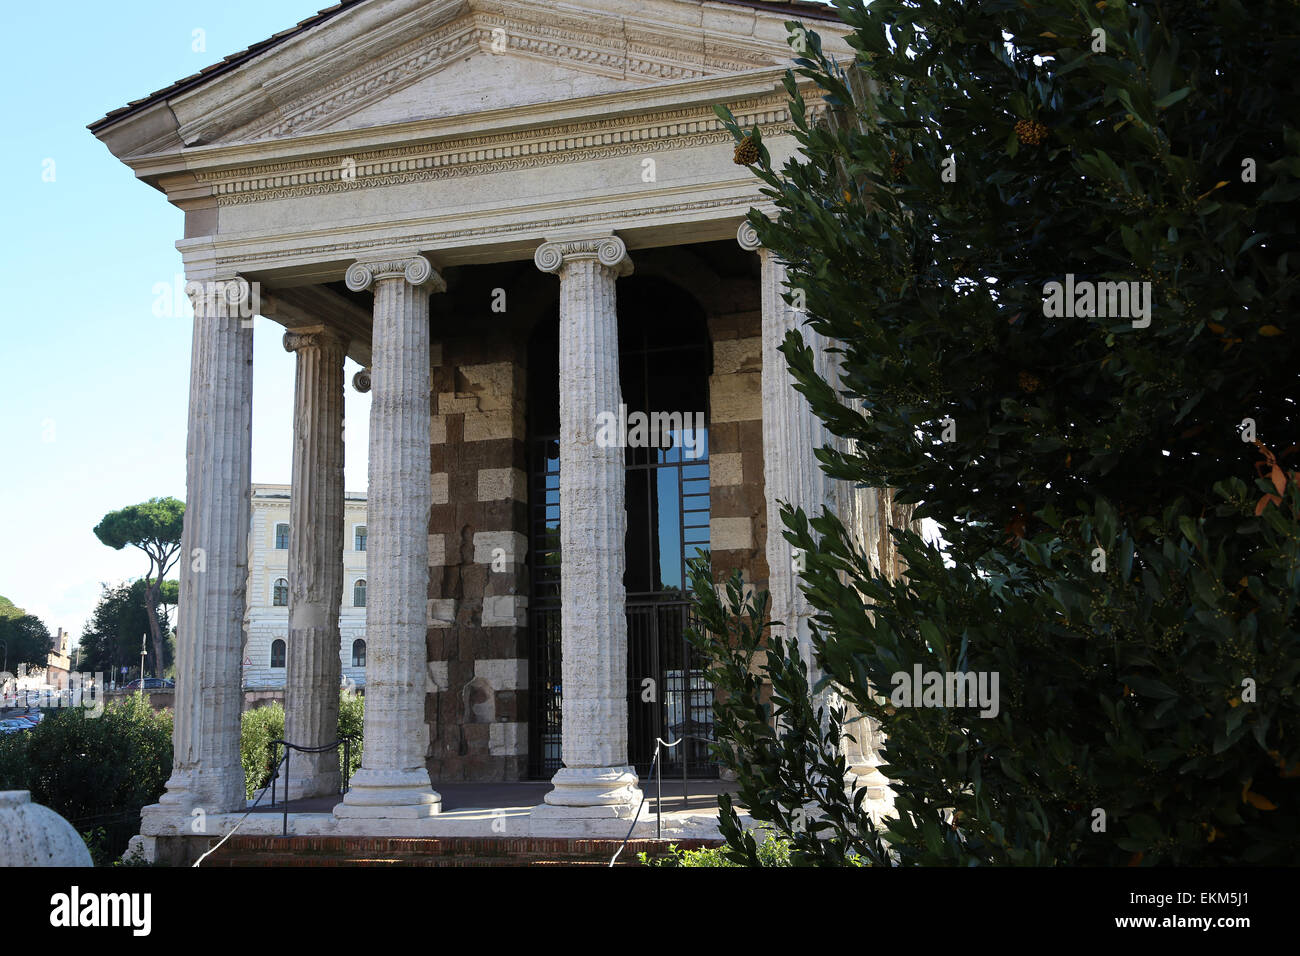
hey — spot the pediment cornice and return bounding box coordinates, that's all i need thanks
[175,0,810,147]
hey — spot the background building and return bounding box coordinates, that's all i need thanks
[243,483,368,691]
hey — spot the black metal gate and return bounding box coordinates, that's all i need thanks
[626,597,717,779]
[526,599,717,780]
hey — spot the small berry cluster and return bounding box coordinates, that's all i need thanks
[889,149,909,180]
[1015,119,1050,145]
[733,135,760,166]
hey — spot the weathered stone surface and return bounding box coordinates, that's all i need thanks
[474,658,528,690]
[477,466,526,501]
[0,792,92,867]
[489,721,526,756]
[482,594,527,628]
[708,370,762,423]
[710,452,743,486]
[431,472,449,504]
[336,255,443,819]
[531,235,641,814]
[149,283,251,821]
[472,530,527,565]
[428,533,446,567]
[282,328,346,800]
[427,598,458,627]
[739,221,910,805]
[712,336,762,374]
[710,516,753,551]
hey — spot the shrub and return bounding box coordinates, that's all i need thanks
[338,691,364,781]
[706,0,1300,864]
[240,701,284,800]
[0,695,172,864]
[239,692,366,799]
[639,834,801,867]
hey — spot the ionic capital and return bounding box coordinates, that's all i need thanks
[282,326,346,355]
[534,236,633,278]
[736,220,763,252]
[184,276,258,320]
[345,255,444,293]
[352,368,372,393]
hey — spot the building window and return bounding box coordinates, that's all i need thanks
[355,525,367,551]
[275,522,289,549]
[352,639,366,667]
[270,639,286,668]
[273,578,289,607]
[353,579,367,607]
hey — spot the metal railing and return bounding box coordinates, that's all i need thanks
[266,734,361,837]
[192,749,289,867]
[609,732,714,866]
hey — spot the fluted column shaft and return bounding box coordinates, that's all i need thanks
[283,328,345,799]
[739,222,832,663]
[533,236,642,814]
[153,278,253,816]
[336,256,443,818]
[739,221,902,802]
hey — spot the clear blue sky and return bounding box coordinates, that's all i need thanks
[0,1,371,643]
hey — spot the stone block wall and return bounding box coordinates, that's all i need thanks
[706,306,768,592]
[427,332,531,781]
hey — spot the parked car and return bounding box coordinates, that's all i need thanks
[0,720,27,734]
[124,678,175,691]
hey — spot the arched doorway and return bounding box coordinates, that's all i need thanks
[525,275,718,779]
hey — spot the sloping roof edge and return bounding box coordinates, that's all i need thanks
[87,0,842,134]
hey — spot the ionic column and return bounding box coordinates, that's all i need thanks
[146,277,254,821]
[335,255,443,819]
[738,221,894,804]
[531,236,643,820]
[282,327,346,800]
[738,221,832,666]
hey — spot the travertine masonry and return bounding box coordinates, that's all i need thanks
[147,281,252,819]
[427,297,530,782]
[282,328,346,799]
[532,236,642,817]
[336,255,443,819]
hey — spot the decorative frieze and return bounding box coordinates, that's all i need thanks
[201,101,793,206]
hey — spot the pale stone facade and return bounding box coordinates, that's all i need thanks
[244,484,367,693]
[92,0,907,847]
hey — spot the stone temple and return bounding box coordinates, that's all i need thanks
[90,0,913,857]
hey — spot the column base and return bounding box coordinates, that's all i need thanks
[283,771,343,803]
[538,766,643,810]
[333,767,441,819]
[154,766,247,815]
[529,769,646,837]
[845,762,893,803]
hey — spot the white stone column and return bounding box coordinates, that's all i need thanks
[145,277,253,822]
[335,256,443,819]
[738,221,893,803]
[738,221,832,666]
[282,327,346,800]
[531,236,643,823]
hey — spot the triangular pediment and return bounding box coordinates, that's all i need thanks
[162,0,812,148]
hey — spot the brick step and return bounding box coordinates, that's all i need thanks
[202,835,720,867]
